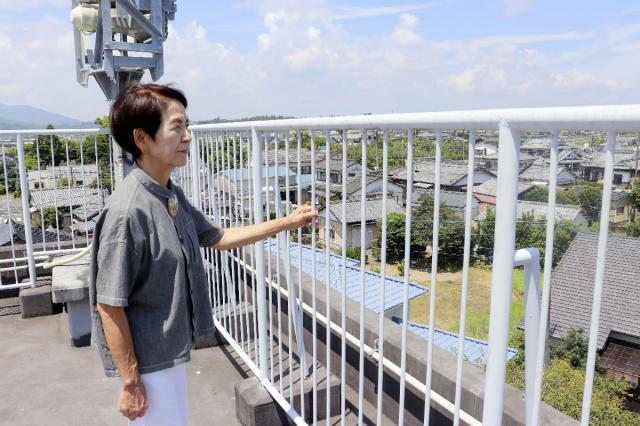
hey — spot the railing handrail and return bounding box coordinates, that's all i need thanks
[189,104,640,132]
[0,128,109,136]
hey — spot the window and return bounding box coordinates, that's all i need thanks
[33,182,40,189]
[616,206,625,215]
[329,228,335,240]
[301,166,311,174]
[613,174,622,184]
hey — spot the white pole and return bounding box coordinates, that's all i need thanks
[16,134,37,288]
[251,128,269,380]
[482,121,520,425]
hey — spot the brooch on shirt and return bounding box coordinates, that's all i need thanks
[168,196,179,218]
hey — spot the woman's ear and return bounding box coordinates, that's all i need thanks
[133,128,149,155]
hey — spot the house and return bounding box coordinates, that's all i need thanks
[27,163,99,190]
[318,197,404,249]
[392,318,518,366]
[609,190,634,228]
[579,151,638,185]
[474,142,497,156]
[315,158,362,185]
[265,240,428,320]
[411,188,479,219]
[0,194,25,222]
[473,178,537,216]
[476,200,589,227]
[519,137,571,157]
[214,166,309,220]
[519,162,576,186]
[549,232,640,387]
[393,158,494,192]
[315,172,404,206]
[475,151,536,172]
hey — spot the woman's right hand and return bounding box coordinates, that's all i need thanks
[118,380,148,421]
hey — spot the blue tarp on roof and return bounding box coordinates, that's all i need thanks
[392,317,518,366]
[264,241,428,313]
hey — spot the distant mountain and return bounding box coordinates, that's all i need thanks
[0,103,94,129]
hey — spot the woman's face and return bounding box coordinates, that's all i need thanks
[138,98,191,170]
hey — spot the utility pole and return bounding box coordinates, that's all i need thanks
[71,0,177,185]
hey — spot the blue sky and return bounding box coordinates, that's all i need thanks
[0,0,639,121]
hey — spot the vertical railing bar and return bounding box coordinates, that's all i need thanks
[216,132,230,334]
[453,130,476,426]
[424,130,443,424]
[284,130,294,405]
[310,129,318,425]
[340,129,348,426]
[108,135,114,193]
[246,132,260,366]
[239,131,253,361]
[324,128,332,425]
[357,129,368,426]
[3,142,20,285]
[204,133,218,324]
[228,132,241,345]
[296,129,306,419]
[34,137,47,250]
[210,133,221,325]
[16,135,37,287]
[231,133,246,347]
[482,121,520,425]
[251,127,269,381]
[64,139,76,249]
[580,131,616,426]
[397,129,415,425]
[529,131,559,426]
[229,133,243,349]
[94,134,103,211]
[264,131,275,384]
[375,130,390,425]
[274,131,284,394]
[49,135,61,251]
[79,136,90,244]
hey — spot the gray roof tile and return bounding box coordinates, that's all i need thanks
[549,232,640,349]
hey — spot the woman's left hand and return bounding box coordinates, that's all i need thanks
[282,204,318,232]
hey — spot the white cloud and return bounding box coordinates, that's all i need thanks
[0,0,66,11]
[391,13,423,45]
[334,2,439,20]
[502,0,535,17]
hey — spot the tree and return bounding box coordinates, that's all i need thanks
[626,220,640,237]
[372,194,465,270]
[577,186,603,224]
[34,207,64,230]
[551,328,589,369]
[521,186,549,202]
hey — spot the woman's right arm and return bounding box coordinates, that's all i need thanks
[97,303,148,420]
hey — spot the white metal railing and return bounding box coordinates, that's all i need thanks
[3,104,638,425]
[183,105,639,426]
[0,128,112,290]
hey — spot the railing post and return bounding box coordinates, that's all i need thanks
[251,128,269,380]
[514,248,542,426]
[483,120,520,425]
[16,134,37,288]
[190,130,202,209]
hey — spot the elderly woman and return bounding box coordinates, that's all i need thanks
[90,83,316,425]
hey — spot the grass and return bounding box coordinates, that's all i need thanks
[406,267,528,342]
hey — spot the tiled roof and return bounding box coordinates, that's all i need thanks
[474,178,536,197]
[315,173,380,196]
[315,158,361,171]
[549,232,640,349]
[392,317,518,366]
[0,220,73,246]
[583,151,639,170]
[265,241,428,313]
[599,341,640,377]
[320,198,405,224]
[477,200,586,223]
[519,163,575,185]
[0,194,24,220]
[221,166,297,181]
[29,187,106,210]
[393,158,472,187]
[412,188,477,210]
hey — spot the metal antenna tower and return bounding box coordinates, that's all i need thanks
[71,0,177,182]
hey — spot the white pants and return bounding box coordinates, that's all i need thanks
[127,363,189,426]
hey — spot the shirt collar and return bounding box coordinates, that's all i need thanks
[131,163,176,199]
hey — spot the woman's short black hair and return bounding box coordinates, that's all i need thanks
[110,83,188,159]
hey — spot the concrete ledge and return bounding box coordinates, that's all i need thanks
[235,377,289,426]
[51,257,90,304]
[19,284,53,319]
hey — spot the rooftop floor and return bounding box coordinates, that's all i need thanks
[0,298,244,426]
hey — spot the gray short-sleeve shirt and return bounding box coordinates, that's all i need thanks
[89,165,223,377]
